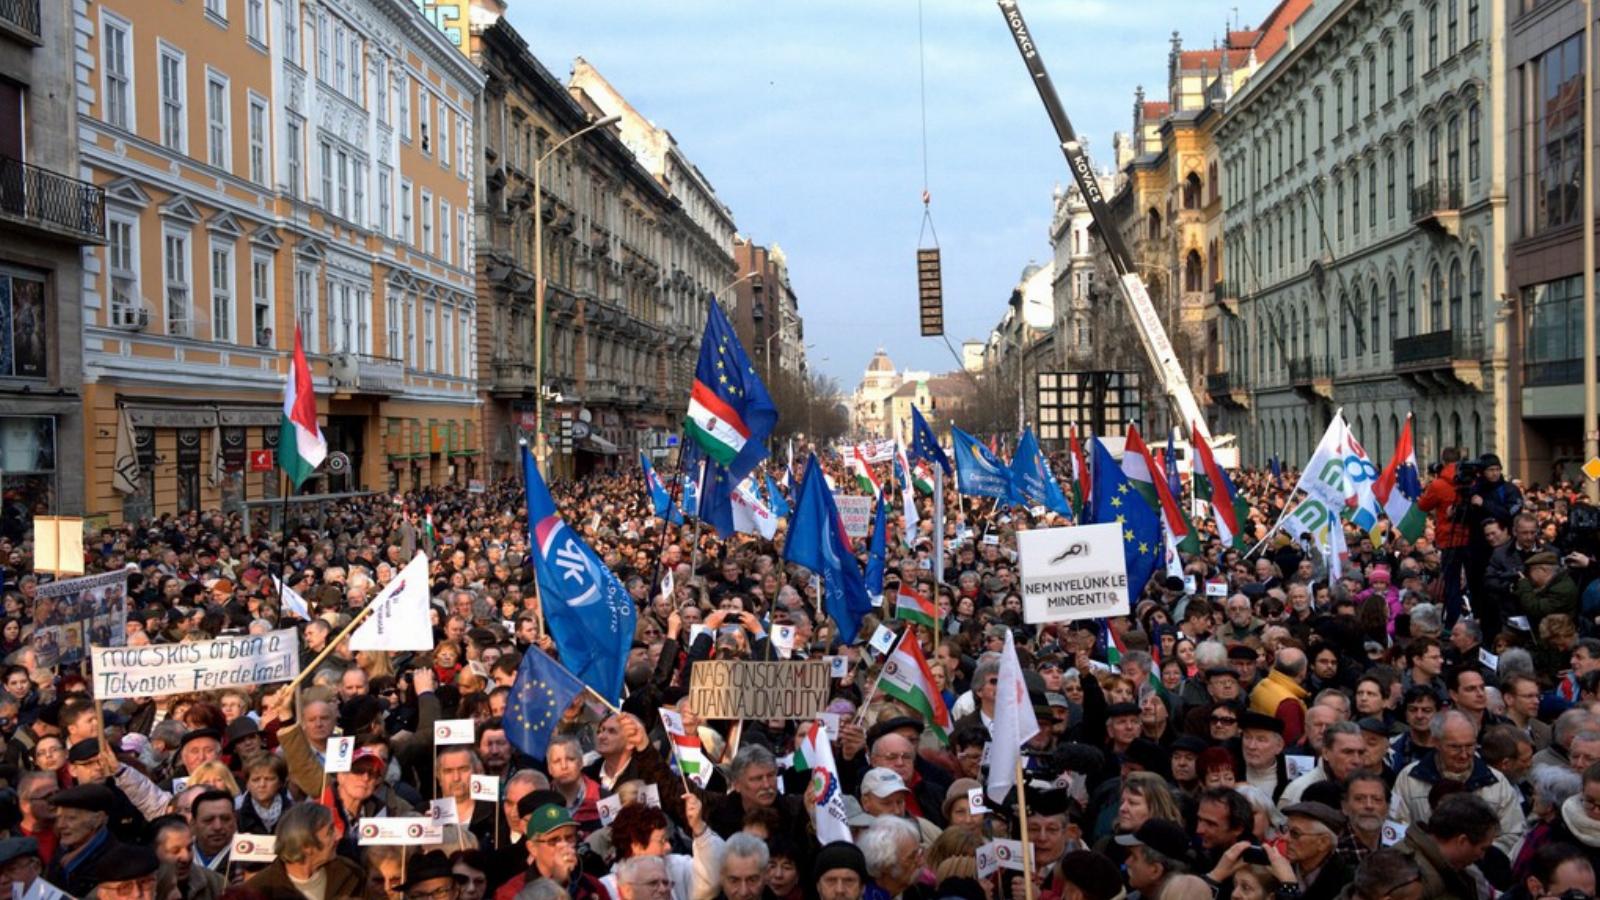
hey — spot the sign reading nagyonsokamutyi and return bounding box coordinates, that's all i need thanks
[687,659,830,720]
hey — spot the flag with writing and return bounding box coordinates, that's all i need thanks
[951,426,1019,503]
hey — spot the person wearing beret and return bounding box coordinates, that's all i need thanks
[0,837,42,899]
[42,783,130,899]
[1515,552,1579,641]
[61,739,150,844]
[401,850,467,900]
[86,845,160,900]
[1281,801,1353,900]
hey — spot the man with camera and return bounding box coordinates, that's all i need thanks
[1464,454,1525,639]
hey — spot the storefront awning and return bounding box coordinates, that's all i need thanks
[577,434,619,456]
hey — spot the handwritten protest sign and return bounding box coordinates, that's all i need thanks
[688,659,830,720]
[833,495,873,539]
[1017,524,1130,624]
[90,629,300,700]
[34,569,130,668]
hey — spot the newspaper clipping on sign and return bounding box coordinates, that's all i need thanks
[1016,523,1130,624]
[34,569,131,668]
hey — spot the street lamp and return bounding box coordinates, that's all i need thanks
[534,113,621,476]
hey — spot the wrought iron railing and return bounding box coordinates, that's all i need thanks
[1392,328,1483,366]
[1409,179,1462,222]
[0,155,105,241]
[0,0,40,40]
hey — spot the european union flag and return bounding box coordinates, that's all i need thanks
[640,453,683,525]
[764,472,791,518]
[863,492,888,604]
[505,647,586,761]
[697,462,738,540]
[684,301,778,485]
[1089,437,1163,609]
[908,405,952,476]
[1010,428,1073,519]
[523,446,636,703]
[785,454,874,642]
[951,426,1019,503]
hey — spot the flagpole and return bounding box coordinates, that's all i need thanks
[286,603,378,693]
[646,431,691,624]
[1016,757,1036,900]
[277,469,293,616]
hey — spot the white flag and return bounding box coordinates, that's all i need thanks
[796,721,851,844]
[112,405,141,495]
[895,442,920,548]
[350,552,434,651]
[271,573,311,621]
[731,479,778,540]
[986,629,1039,804]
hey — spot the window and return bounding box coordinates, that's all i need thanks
[206,73,230,169]
[1446,0,1458,54]
[1340,295,1350,358]
[1406,269,1417,336]
[1350,68,1359,123]
[246,0,264,45]
[1367,54,1376,115]
[440,200,451,264]
[164,230,191,337]
[205,0,226,22]
[1404,22,1415,86]
[420,93,432,154]
[251,252,272,348]
[336,149,349,218]
[442,303,454,374]
[354,158,366,224]
[1317,94,1325,146]
[398,76,411,142]
[1368,161,1377,228]
[1525,275,1584,381]
[400,180,413,243]
[386,292,399,358]
[455,117,466,174]
[347,35,361,99]
[1468,0,1479,43]
[1427,4,1439,69]
[378,166,391,235]
[1353,168,1361,235]
[1405,138,1416,199]
[333,24,346,91]
[1448,258,1463,330]
[1533,34,1583,233]
[456,209,466,263]
[421,190,433,254]
[1369,280,1380,354]
[423,300,436,370]
[319,141,332,208]
[403,294,415,363]
[107,215,139,322]
[248,95,268,185]
[1428,125,1441,186]
[283,0,298,60]
[1336,175,1345,240]
[1335,78,1344,131]
[1429,263,1443,330]
[375,57,388,126]
[295,265,317,348]
[1385,39,1395,100]
[102,14,133,131]
[438,103,449,167]
[1469,251,1483,335]
[1467,101,1481,180]
[1447,114,1461,189]
[328,280,348,352]
[459,309,472,377]
[210,243,233,343]
[1386,151,1396,219]
[316,11,330,82]
[159,45,186,152]
[287,116,303,199]
[1388,277,1399,349]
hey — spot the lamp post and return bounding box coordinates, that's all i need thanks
[534,113,620,476]
[1585,0,1597,500]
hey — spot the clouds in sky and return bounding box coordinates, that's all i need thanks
[504,0,1278,388]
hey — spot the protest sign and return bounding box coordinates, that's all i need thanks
[975,844,1000,880]
[687,659,831,720]
[1285,755,1315,780]
[868,625,896,655]
[434,719,475,745]
[992,839,1031,871]
[597,794,623,826]
[1381,821,1407,846]
[833,495,873,539]
[968,788,988,814]
[34,569,130,668]
[357,817,440,846]
[230,834,278,863]
[469,774,499,801]
[1017,523,1130,623]
[326,736,355,773]
[429,797,460,826]
[90,629,300,700]
[826,656,848,678]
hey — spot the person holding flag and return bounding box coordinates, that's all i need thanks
[785,454,875,644]
[640,454,684,525]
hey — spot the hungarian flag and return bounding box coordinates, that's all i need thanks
[1123,425,1198,554]
[911,462,934,496]
[1374,415,1426,542]
[277,325,327,489]
[1192,424,1250,550]
[878,633,951,741]
[684,301,777,485]
[659,709,710,788]
[1067,426,1090,520]
[849,446,880,497]
[792,721,851,844]
[893,584,937,629]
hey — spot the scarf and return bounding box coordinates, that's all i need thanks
[237,792,284,832]
[1561,794,1600,847]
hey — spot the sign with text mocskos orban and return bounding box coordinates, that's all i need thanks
[1017,523,1130,624]
[688,659,831,720]
[90,629,301,699]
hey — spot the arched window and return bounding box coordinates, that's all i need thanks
[1431,412,1444,459]
[1289,306,1299,360]
[1406,268,1417,336]
[1184,172,1202,209]
[1391,414,1402,451]
[1448,257,1463,330]
[1185,250,1204,293]
[1369,280,1381,355]
[1450,411,1462,448]
[1388,276,1399,351]
[1303,299,1312,357]
[1429,263,1443,330]
[1147,207,1162,240]
[1340,293,1350,358]
[1467,100,1482,181]
[1472,411,1483,455]
[1469,251,1484,335]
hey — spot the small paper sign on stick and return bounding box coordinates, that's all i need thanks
[826,656,849,678]
[868,625,896,656]
[817,711,841,735]
[434,719,476,745]
[469,774,499,801]
[429,797,460,826]
[597,794,623,826]
[357,817,437,846]
[967,788,988,814]
[1508,616,1531,631]
[1285,755,1315,780]
[976,844,1000,880]
[1381,821,1407,846]
[992,839,1030,871]
[1479,647,1500,671]
[231,834,278,863]
[326,736,355,774]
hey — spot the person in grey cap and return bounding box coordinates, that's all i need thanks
[0,837,42,899]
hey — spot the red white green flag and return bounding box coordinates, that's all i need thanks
[849,446,880,497]
[1191,423,1250,550]
[893,584,937,629]
[277,325,327,488]
[878,632,951,741]
[1067,425,1090,520]
[1123,425,1198,553]
[659,708,709,788]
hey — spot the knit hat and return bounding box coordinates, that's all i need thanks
[815,841,868,884]
[1369,565,1391,584]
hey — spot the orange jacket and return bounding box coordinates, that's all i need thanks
[1417,463,1469,549]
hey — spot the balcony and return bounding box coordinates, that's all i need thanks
[1206,371,1251,410]
[0,0,40,44]
[329,352,405,396]
[0,155,105,243]
[586,378,619,403]
[1288,354,1335,402]
[1212,281,1240,318]
[491,360,537,398]
[1393,328,1484,391]
[1410,179,1462,237]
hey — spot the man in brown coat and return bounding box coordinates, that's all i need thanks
[243,803,383,900]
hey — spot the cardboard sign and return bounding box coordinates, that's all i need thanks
[1016,523,1131,623]
[826,655,849,678]
[868,625,897,655]
[90,629,300,699]
[967,788,988,814]
[357,817,441,846]
[976,843,1000,880]
[430,797,460,826]
[834,495,874,539]
[230,834,277,863]
[1285,755,1315,780]
[326,736,355,773]
[469,774,499,802]
[992,839,1030,871]
[434,719,476,745]
[687,659,832,720]
[597,794,623,826]
[1381,820,1407,846]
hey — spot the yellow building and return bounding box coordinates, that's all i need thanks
[75,0,484,522]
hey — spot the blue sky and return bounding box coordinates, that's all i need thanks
[505,0,1278,390]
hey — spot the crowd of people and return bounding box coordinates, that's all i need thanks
[3,444,1600,900]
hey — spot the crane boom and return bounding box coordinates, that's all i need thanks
[994,0,1216,446]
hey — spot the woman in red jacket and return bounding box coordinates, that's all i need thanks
[1417,448,1469,624]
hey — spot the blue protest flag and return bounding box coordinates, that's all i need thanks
[764,472,791,518]
[951,426,1019,503]
[684,301,779,485]
[522,446,636,703]
[696,462,738,540]
[1165,430,1183,502]
[784,454,874,642]
[1088,438,1163,609]
[640,453,683,525]
[504,647,586,761]
[863,492,888,604]
[908,405,952,476]
[1010,428,1073,518]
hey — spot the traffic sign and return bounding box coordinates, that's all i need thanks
[1584,457,1600,481]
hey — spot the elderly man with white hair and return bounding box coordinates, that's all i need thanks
[859,818,923,900]
[1390,709,1526,854]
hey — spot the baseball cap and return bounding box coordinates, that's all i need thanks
[860,768,910,798]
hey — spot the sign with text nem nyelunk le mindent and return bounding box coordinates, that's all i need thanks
[1017,523,1130,624]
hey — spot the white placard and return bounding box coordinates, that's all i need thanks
[688,624,709,647]
[817,712,841,735]
[1381,820,1407,846]
[983,534,1000,546]
[469,774,499,802]
[826,655,848,678]
[976,843,1000,880]
[967,787,988,813]
[834,495,873,539]
[357,817,440,846]
[231,834,278,863]
[1184,576,1198,595]
[1479,647,1499,671]
[171,776,189,793]
[429,797,460,826]
[868,625,896,656]
[992,839,1030,871]
[1508,616,1531,631]
[15,879,68,900]
[1285,755,1315,780]
[1030,505,1046,518]
[325,736,355,774]
[1017,524,1131,624]
[1205,580,1228,597]
[434,719,476,745]
[597,794,623,826]
[90,629,300,699]
[772,625,797,652]
[642,784,661,809]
